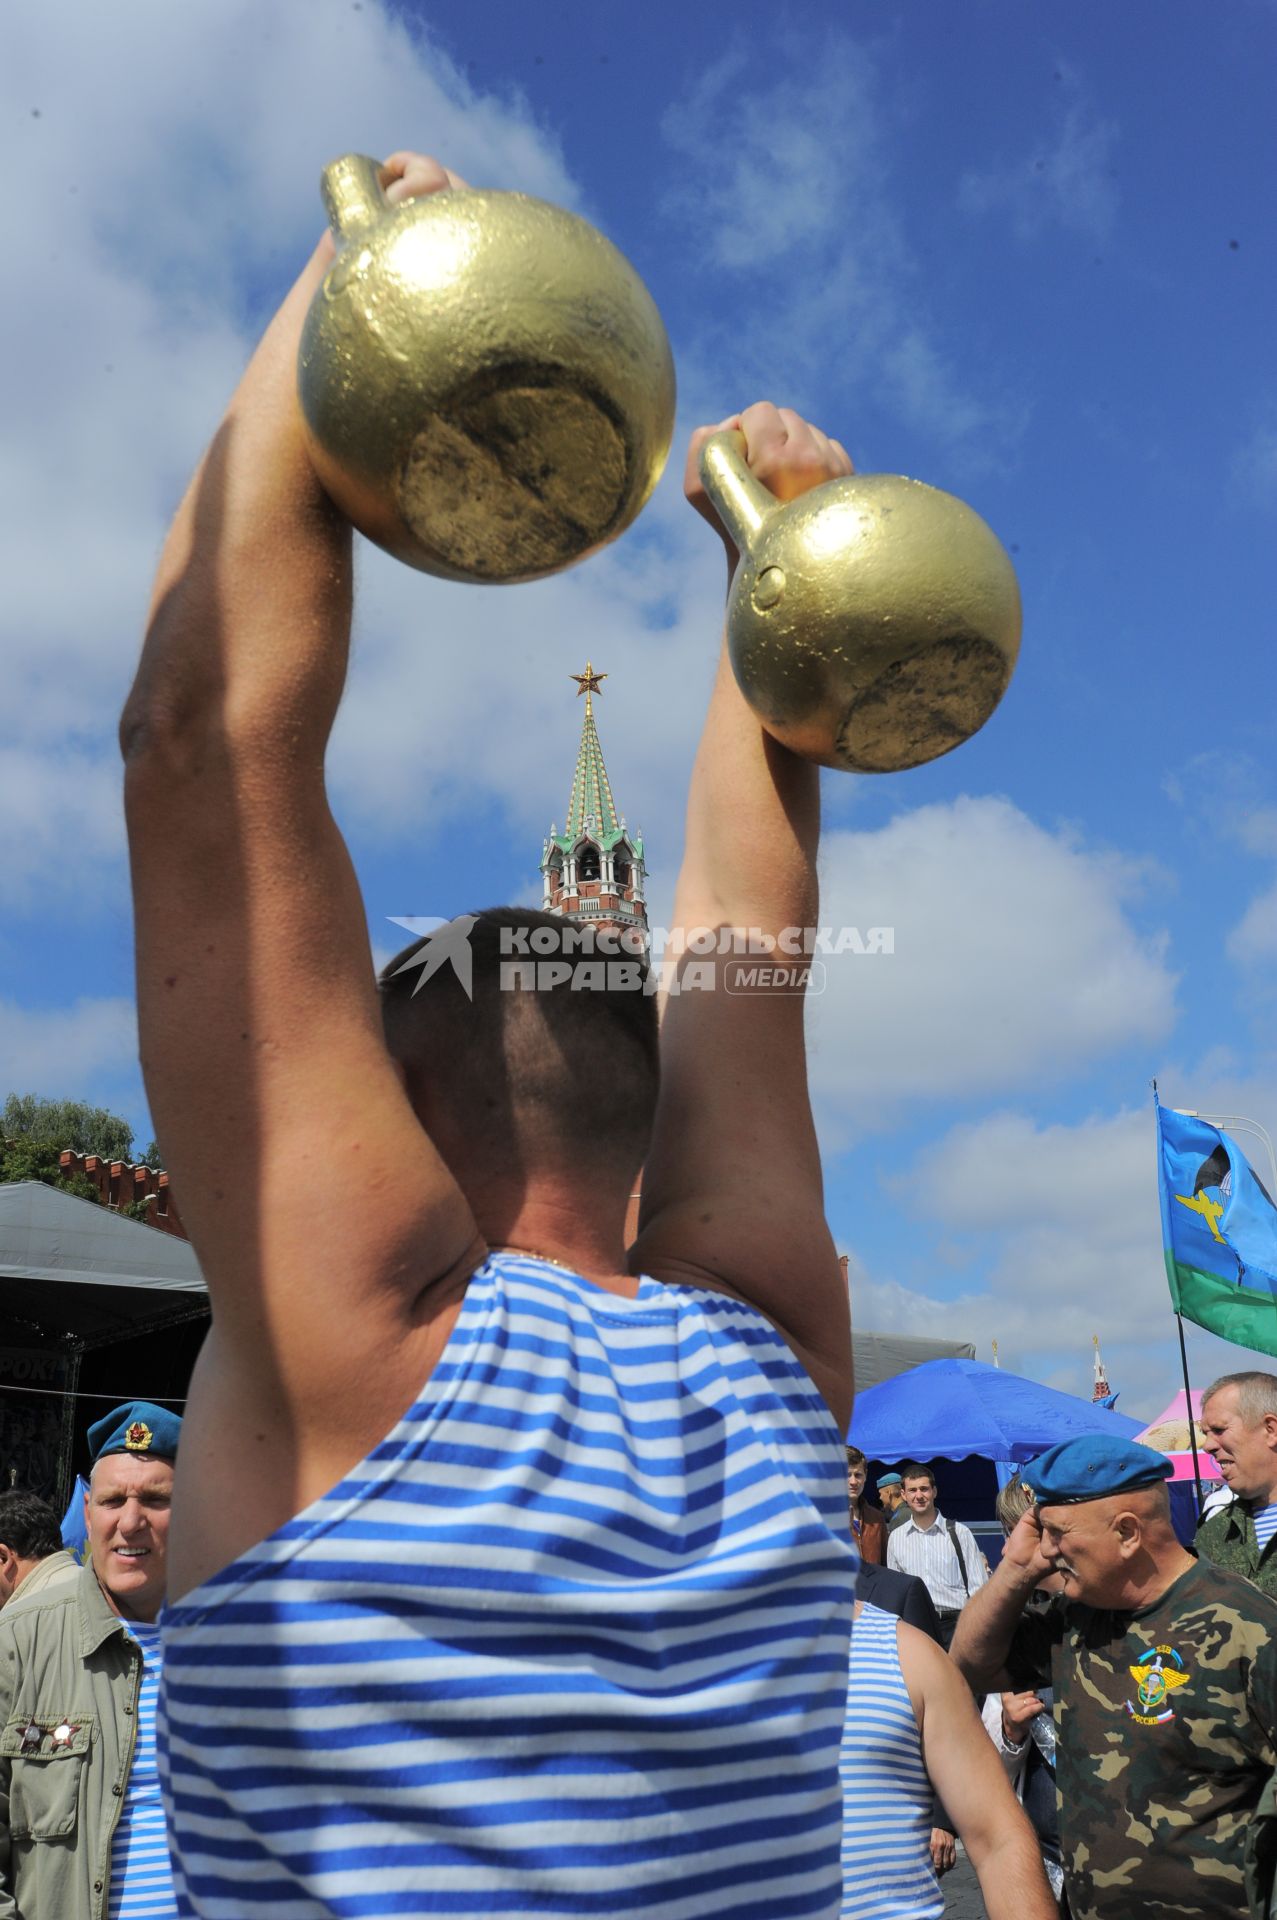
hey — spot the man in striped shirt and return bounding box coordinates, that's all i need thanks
[887,1462,988,1648]
[0,1400,180,1920]
[126,149,857,1918]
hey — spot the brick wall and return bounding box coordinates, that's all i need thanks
[58,1151,187,1240]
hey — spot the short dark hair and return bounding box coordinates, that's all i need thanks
[845,1446,867,1470]
[900,1461,935,1489]
[0,1491,62,1562]
[380,908,659,1177]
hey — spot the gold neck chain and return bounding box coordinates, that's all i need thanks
[492,1243,575,1273]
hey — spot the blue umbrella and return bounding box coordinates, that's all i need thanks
[850,1357,1144,1465]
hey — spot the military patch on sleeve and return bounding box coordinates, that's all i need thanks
[1127,1643,1191,1724]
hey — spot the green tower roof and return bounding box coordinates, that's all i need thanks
[549,662,640,856]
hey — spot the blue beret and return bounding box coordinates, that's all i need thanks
[1026,1435,1171,1508]
[876,1472,903,1488]
[86,1401,182,1465]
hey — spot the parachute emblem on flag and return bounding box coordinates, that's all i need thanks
[1156,1098,1277,1358]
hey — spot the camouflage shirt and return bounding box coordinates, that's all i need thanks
[1196,1499,1277,1598]
[1008,1558,1277,1920]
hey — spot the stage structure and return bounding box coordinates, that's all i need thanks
[0,1181,207,1508]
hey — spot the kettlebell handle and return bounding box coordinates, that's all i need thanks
[321,153,390,244]
[698,429,778,558]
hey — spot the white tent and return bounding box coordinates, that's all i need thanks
[853,1329,975,1394]
[0,1179,204,1338]
[0,1182,207,1500]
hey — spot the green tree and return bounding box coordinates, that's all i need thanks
[0,1134,101,1202]
[2,1094,135,1161]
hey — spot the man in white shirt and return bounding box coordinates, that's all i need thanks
[887,1461,988,1648]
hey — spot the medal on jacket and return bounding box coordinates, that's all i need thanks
[19,1720,44,1752]
[51,1722,80,1748]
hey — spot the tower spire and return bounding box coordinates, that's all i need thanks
[1092,1333,1113,1403]
[541,664,648,949]
[564,662,619,841]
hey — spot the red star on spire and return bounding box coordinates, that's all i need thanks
[570,662,607,699]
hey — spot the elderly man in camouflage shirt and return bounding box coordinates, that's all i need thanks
[952,1434,1277,1920]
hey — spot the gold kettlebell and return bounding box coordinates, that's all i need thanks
[699,433,1022,772]
[297,155,676,583]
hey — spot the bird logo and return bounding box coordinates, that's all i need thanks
[1127,1644,1190,1724]
[386,916,477,1000]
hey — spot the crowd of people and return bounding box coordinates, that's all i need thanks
[6,1377,1277,1916]
[842,1376,1277,1919]
[3,149,1277,1920]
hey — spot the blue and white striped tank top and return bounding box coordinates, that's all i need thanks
[111,1619,178,1918]
[839,1603,942,1920]
[159,1252,857,1918]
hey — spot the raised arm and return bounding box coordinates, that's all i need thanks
[121,156,483,1581]
[901,1625,1055,1920]
[949,1509,1052,1692]
[629,404,853,1427]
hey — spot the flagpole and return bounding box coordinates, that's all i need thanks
[1174,1312,1205,1519]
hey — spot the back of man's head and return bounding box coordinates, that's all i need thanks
[0,1490,62,1604]
[380,910,659,1192]
[995,1476,1033,1535]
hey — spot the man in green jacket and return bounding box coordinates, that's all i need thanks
[0,1401,179,1920]
[1196,1371,1277,1597]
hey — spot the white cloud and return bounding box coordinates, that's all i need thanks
[1232,409,1277,502]
[1164,751,1277,861]
[0,997,139,1094]
[808,795,1177,1130]
[2,0,746,1090]
[958,70,1118,244]
[330,506,721,894]
[1160,753,1277,990]
[659,36,1023,467]
[0,746,126,915]
[661,44,889,273]
[899,1106,1150,1233]
[1,0,586,919]
[1228,880,1277,972]
[846,1098,1277,1416]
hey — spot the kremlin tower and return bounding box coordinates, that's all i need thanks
[541,663,649,953]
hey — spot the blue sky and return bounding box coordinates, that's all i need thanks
[3,0,1276,1416]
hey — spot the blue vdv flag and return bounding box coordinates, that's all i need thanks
[1156,1097,1277,1356]
[60,1473,90,1561]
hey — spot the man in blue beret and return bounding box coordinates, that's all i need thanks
[952,1433,1277,1920]
[0,1400,181,1920]
[876,1470,911,1530]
